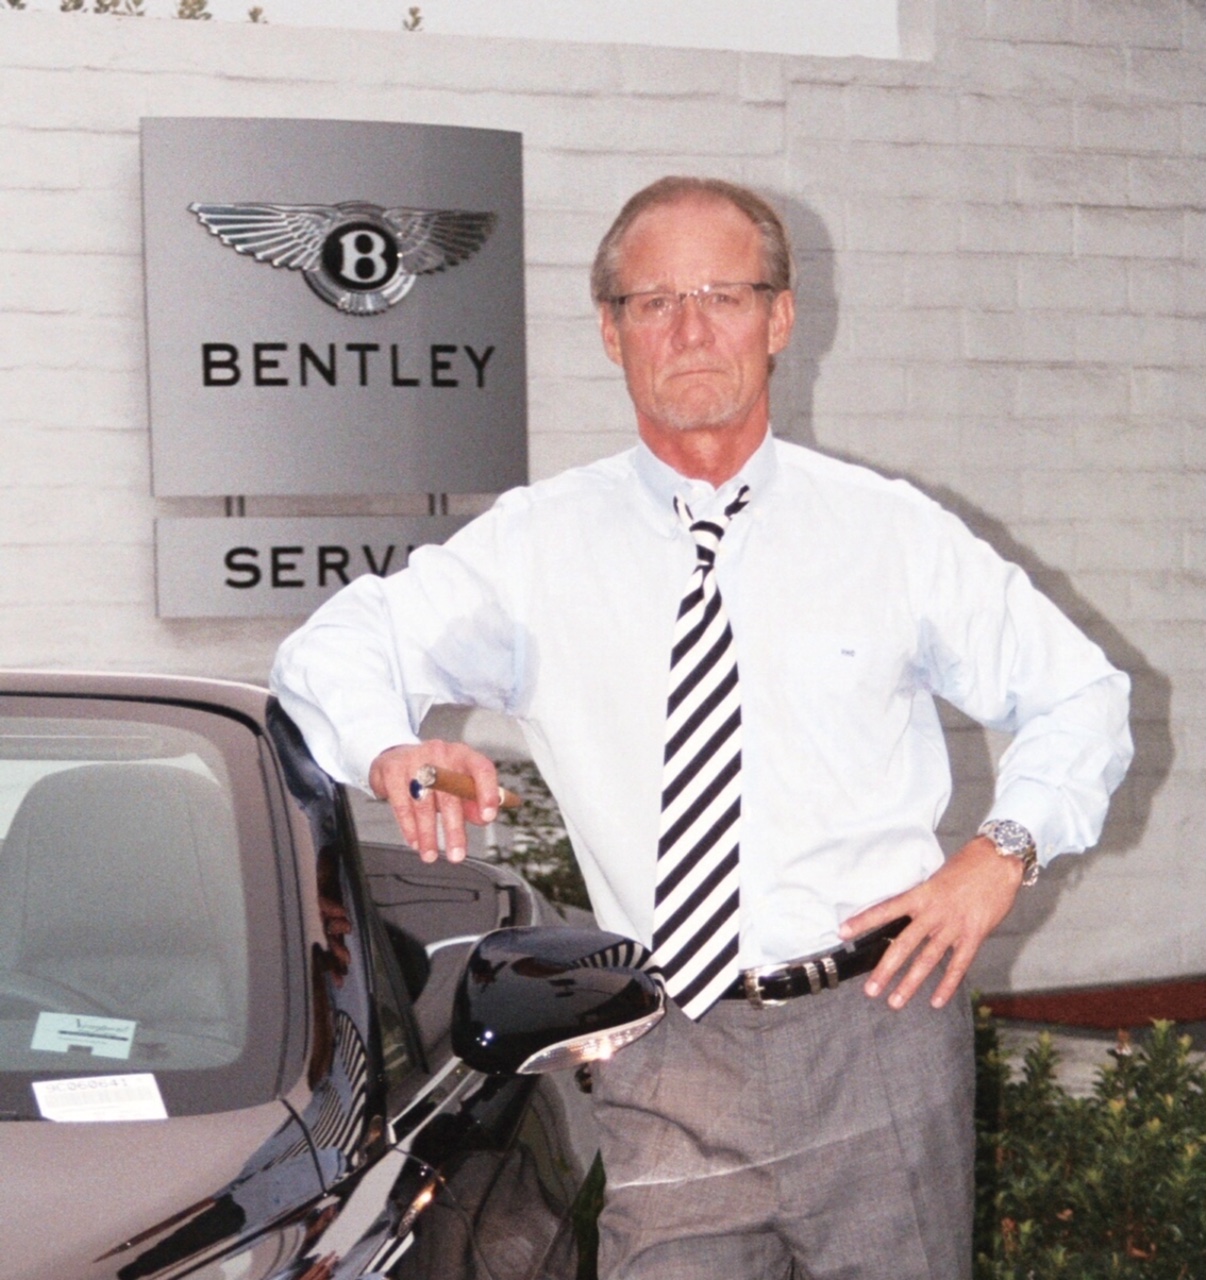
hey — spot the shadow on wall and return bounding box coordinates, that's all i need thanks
[768,194,1169,990]
[922,489,1171,986]
[772,196,839,449]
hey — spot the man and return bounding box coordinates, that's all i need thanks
[272,176,1132,1278]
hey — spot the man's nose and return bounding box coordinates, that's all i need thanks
[669,293,713,344]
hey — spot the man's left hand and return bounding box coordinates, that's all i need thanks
[838,837,1025,1010]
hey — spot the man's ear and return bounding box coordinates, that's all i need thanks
[598,303,625,367]
[768,289,796,356]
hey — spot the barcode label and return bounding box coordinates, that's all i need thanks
[32,1073,168,1123]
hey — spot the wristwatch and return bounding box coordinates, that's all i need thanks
[978,819,1039,887]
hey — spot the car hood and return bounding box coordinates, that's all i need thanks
[0,1101,309,1280]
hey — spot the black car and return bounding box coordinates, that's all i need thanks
[0,671,662,1280]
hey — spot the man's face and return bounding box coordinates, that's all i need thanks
[598,197,794,442]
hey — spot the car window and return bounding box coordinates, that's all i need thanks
[0,697,289,1120]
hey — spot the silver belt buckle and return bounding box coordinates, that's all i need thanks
[742,953,842,1007]
[742,961,790,1009]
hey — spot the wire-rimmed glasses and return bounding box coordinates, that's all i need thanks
[606,281,776,328]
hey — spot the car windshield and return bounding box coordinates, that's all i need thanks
[0,696,289,1121]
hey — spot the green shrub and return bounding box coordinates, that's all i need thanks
[975,1007,1206,1278]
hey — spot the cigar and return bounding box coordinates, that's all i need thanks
[408,764,521,810]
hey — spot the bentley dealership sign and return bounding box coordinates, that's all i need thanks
[141,118,526,616]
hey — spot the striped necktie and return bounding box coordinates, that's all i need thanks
[652,484,749,1020]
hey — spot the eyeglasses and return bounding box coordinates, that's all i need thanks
[606,281,776,328]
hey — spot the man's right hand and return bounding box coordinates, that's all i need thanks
[368,741,500,864]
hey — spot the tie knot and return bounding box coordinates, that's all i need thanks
[674,484,750,564]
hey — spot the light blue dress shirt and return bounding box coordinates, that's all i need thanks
[271,434,1132,966]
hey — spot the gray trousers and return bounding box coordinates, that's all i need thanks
[591,974,974,1280]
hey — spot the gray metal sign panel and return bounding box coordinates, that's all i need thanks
[156,516,468,618]
[142,118,527,497]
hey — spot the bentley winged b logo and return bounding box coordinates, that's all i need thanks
[187,201,497,315]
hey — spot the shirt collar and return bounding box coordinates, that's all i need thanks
[632,429,778,527]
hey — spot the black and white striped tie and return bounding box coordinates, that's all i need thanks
[652,484,749,1020]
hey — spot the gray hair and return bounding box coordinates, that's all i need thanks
[590,176,794,305]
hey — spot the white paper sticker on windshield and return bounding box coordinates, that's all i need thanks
[31,1012,137,1060]
[32,1073,168,1123]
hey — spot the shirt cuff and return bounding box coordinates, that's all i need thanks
[983,778,1077,869]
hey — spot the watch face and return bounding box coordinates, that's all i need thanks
[998,825,1028,855]
[982,820,1034,856]
[981,820,1040,884]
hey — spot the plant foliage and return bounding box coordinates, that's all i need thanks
[975,1008,1206,1278]
[487,759,591,913]
[49,0,223,13]
[57,0,146,10]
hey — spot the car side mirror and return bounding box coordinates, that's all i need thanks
[451,926,666,1075]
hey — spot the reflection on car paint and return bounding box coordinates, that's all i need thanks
[0,677,602,1280]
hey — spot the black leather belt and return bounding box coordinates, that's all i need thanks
[720,916,911,1007]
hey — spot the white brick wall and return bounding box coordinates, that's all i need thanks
[1,2,1202,993]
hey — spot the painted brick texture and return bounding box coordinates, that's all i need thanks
[0,2,1202,993]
